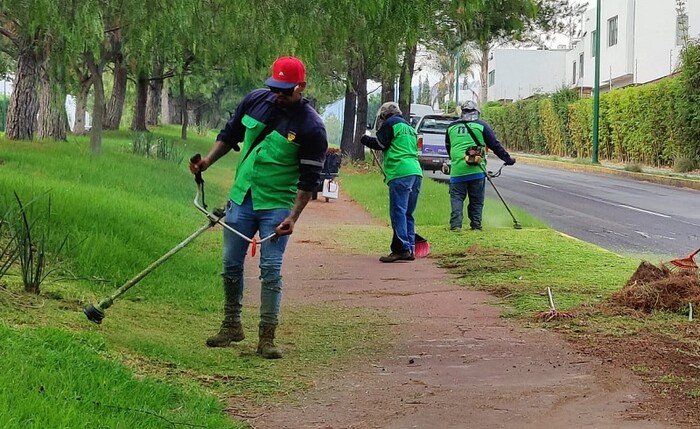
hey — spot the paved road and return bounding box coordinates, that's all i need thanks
[426,165,700,259]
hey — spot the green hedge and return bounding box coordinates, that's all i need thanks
[482,42,700,169]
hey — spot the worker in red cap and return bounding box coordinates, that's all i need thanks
[190,56,328,359]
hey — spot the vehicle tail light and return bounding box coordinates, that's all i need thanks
[417,135,423,151]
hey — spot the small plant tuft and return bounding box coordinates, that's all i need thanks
[624,163,644,173]
[673,155,697,173]
[131,132,185,165]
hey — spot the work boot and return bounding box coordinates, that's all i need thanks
[206,320,245,347]
[379,250,414,263]
[257,323,283,359]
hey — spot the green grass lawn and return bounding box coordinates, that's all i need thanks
[1,131,697,427]
[0,128,384,428]
[336,164,694,328]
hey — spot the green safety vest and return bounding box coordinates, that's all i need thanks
[383,121,422,183]
[447,120,487,178]
[229,114,300,209]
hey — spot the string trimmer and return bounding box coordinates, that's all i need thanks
[83,154,275,324]
[481,164,522,230]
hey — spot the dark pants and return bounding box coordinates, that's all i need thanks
[449,178,485,230]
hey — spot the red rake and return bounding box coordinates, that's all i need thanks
[536,287,576,322]
[665,248,700,272]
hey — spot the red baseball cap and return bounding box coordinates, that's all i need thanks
[265,56,306,89]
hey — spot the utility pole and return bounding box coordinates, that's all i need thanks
[455,50,460,107]
[592,0,601,164]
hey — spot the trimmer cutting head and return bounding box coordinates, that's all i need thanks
[83,304,105,324]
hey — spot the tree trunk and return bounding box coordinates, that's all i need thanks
[179,75,187,140]
[131,73,148,131]
[73,79,91,135]
[36,66,67,141]
[340,77,356,157]
[381,76,395,103]
[90,73,105,155]
[146,62,164,126]
[6,48,40,140]
[85,52,105,155]
[398,40,417,120]
[479,45,490,106]
[350,62,368,162]
[161,79,170,125]
[103,55,127,130]
[146,79,163,126]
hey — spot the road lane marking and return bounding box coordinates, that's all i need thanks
[521,180,551,189]
[618,204,671,218]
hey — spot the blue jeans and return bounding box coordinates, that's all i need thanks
[388,175,422,252]
[222,194,290,326]
[449,178,485,229]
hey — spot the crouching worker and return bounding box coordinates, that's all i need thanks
[360,102,423,263]
[445,101,515,231]
[189,56,328,358]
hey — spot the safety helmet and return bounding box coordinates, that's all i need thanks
[460,100,480,121]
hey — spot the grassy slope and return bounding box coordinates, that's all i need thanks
[0,128,383,428]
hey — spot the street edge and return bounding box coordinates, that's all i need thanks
[517,157,700,191]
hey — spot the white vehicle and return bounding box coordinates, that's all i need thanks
[415,114,459,172]
[368,103,435,137]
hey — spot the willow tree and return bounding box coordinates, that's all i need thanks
[36,1,102,140]
[1,2,56,139]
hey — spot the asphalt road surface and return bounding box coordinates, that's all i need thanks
[425,165,700,259]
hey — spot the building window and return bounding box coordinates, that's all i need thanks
[608,16,618,46]
[591,30,597,57]
[579,53,584,79]
[677,13,689,46]
[572,61,577,84]
[488,70,495,87]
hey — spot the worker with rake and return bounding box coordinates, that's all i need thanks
[361,102,423,263]
[189,56,328,359]
[445,101,515,231]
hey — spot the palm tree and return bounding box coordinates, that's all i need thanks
[426,45,475,112]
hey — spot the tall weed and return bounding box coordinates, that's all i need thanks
[131,132,185,165]
[12,192,69,294]
[0,208,19,281]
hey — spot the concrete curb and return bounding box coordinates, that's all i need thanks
[517,156,700,192]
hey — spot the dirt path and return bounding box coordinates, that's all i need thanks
[243,194,679,429]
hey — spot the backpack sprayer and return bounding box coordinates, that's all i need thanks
[83,154,275,324]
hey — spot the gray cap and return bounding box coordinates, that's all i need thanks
[460,100,479,113]
[378,102,402,120]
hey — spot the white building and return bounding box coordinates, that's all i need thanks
[488,0,700,101]
[567,0,699,91]
[487,48,569,102]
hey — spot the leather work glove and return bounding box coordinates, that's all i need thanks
[505,157,516,166]
[360,135,372,147]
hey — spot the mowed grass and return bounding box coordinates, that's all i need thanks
[337,165,642,316]
[0,128,387,428]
